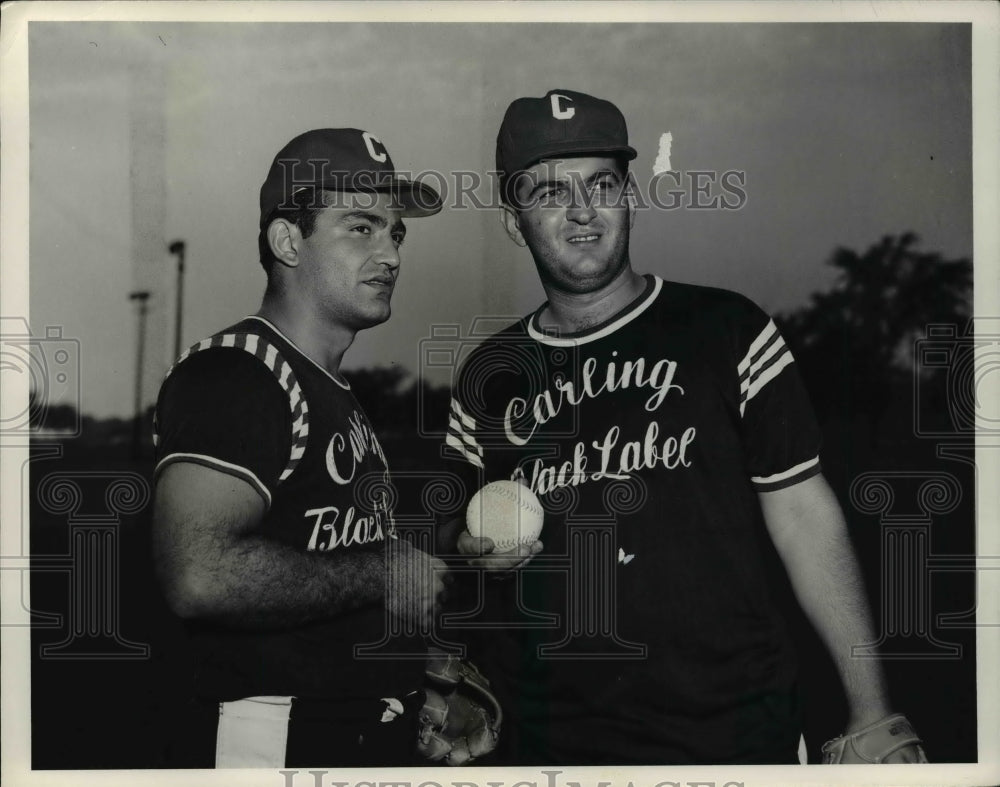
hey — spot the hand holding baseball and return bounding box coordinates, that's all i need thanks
[458,481,545,571]
[458,531,543,570]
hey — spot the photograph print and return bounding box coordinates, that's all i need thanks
[2,3,997,787]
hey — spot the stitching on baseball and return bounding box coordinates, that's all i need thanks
[474,483,544,550]
[490,483,545,518]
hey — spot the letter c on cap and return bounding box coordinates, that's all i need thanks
[550,94,575,120]
[362,132,388,163]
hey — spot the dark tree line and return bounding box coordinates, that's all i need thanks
[343,365,452,437]
[775,233,972,442]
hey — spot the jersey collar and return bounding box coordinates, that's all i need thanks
[526,274,663,347]
[245,315,352,390]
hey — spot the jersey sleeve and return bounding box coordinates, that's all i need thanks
[445,395,485,472]
[438,351,497,543]
[153,348,293,508]
[442,374,488,502]
[443,339,493,470]
[734,301,823,492]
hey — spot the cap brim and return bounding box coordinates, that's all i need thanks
[516,142,638,173]
[316,176,442,218]
[388,179,443,218]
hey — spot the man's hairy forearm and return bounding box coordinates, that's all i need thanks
[177,531,388,629]
[152,463,403,630]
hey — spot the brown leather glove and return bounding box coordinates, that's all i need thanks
[821,713,928,764]
[415,649,501,765]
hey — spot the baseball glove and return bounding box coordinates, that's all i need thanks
[416,649,502,765]
[821,713,928,764]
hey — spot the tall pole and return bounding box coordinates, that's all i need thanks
[129,291,151,459]
[168,240,186,360]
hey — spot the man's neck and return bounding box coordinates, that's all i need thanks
[256,295,355,380]
[538,268,646,335]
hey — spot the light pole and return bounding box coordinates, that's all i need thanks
[168,240,186,360]
[129,290,151,459]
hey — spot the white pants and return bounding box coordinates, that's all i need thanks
[215,696,293,768]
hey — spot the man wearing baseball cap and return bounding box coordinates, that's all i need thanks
[440,90,927,765]
[151,129,446,767]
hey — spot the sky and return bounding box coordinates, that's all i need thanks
[23,16,974,419]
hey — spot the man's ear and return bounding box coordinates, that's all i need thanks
[499,204,527,247]
[267,219,302,268]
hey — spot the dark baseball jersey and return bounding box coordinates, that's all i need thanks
[442,275,822,764]
[154,316,422,703]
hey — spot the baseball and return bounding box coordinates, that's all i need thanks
[466,480,545,552]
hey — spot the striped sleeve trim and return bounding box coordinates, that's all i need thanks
[155,327,310,485]
[451,398,477,431]
[446,433,485,469]
[738,319,795,417]
[155,452,273,510]
[751,456,822,492]
[445,397,485,468]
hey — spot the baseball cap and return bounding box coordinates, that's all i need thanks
[259,128,442,227]
[496,89,637,187]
